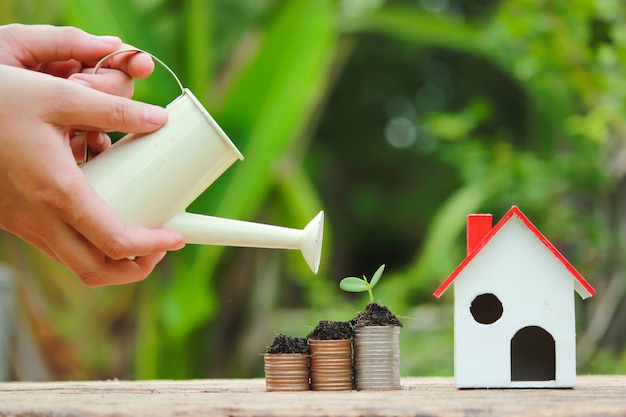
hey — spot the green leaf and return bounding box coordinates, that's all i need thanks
[340,277,369,292]
[369,264,385,289]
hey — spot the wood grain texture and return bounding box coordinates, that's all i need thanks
[0,375,625,416]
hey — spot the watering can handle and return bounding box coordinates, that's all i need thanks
[92,48,185,93]
[84,49,185,162]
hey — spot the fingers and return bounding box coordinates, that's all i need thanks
[42,60,83,78]
[41,174,184,286]
[69,68,134,98]
[7,202,172,286]
[57,222,184,286]
[10,205,174,286]
[87,252,169,287]
[41,219,173,286]
[79,252,168,287]
[0,24,122,69]
[67,48,155,94]
[58,173,185,259]
[0,24,155,80]
[50,78,168,134]
[59,239,170,287]
[97,48,155,79]
[89,223,187,262]
[86,131,112,156]
[70,132,111,163]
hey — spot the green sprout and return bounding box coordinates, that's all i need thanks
[339,264,385,303]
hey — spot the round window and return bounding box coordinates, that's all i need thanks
[470,293,503,325]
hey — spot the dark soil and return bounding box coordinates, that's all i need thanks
[307,320,354,340]
[267,334,309,354]
[351,302,403,327]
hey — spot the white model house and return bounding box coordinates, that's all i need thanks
[434,206,595,388]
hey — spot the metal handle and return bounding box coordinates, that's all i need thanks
[83,49,185,162]
[92,48,185,92]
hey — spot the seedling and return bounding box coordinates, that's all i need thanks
[340,264,385,303]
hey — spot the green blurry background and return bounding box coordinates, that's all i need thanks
[2,0,626,380]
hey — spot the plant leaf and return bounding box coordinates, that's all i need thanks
[340,277,369,292]
[369,264,385,289]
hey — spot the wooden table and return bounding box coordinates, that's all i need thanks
[0,375,624,416]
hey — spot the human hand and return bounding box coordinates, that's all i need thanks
[0,23,156,160]
[0,24,185,286]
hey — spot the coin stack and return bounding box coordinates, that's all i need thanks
[353,326,401,390]
[308,339,354,390]
[264,353,310,391]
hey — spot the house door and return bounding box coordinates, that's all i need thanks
[510,326,555,381]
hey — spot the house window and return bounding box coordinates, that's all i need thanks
[470,293,503,324]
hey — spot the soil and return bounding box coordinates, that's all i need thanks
[267,334,309,354]
[351,302,403,327]
[307,320,354,340]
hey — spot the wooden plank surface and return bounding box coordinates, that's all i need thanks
[0,375,625,417]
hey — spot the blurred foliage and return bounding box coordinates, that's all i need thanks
[2,0,626,380]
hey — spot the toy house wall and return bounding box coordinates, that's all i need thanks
[453,216,577,388]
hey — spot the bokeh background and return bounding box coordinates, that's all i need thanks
[1,0,626,381]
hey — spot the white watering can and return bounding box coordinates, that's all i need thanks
[80,50,324,273]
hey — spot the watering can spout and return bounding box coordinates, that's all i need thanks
[163,211,324,273]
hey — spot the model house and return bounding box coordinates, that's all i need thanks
[434,206,595,388]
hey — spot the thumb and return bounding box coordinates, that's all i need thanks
[53,80,168,133]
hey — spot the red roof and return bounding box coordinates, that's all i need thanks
[433,206,595,299]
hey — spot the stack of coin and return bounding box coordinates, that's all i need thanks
[264,353,310,391]
[309,339,354,390]
[353,326,401,390]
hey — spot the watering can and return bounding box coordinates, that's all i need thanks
[80,50,324,273]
